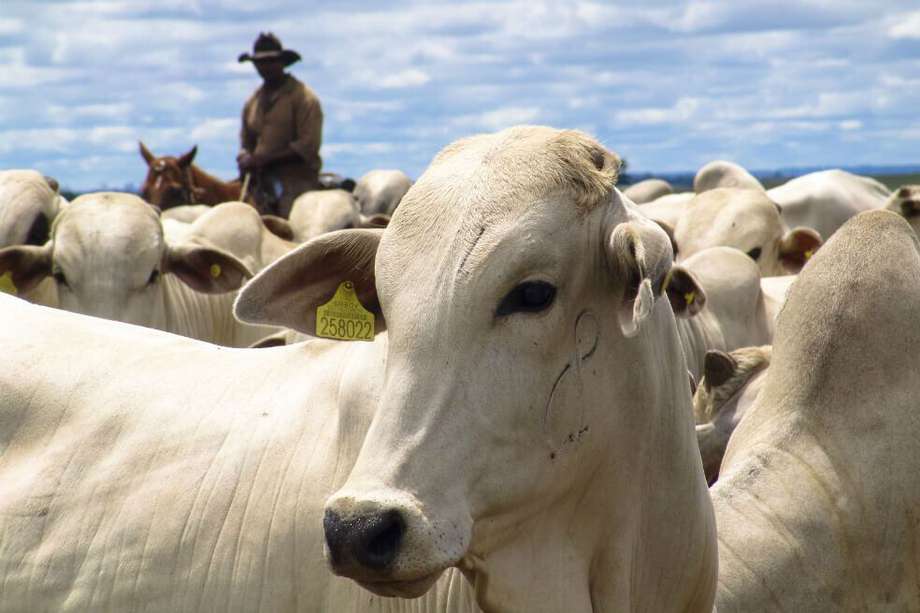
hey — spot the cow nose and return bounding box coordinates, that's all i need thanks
[324,507,406,571]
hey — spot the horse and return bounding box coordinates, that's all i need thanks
[138,142,242,209]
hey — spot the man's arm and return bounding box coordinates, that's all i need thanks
[238,101,258,172]
[288,91,323,168]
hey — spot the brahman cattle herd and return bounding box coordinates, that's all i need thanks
[1,126,919,612]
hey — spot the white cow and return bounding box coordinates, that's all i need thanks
[637,191,693,230]
[767,169,891,240]
[694,160,764,193]
[310,126,717,611]
[0,289,479,612]
[674,187,822,276]
[713,209,920,610]
[672,246,775,380]
[0,192,274,347]
[623,178,673,204]
[693,345,772,484]
[885,184,920,237]
[0,169,65,305]
[0,169,64,248]
[353,169,413,216]
[288,189,387,243]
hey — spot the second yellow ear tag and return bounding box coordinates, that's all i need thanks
[210,264,222,279]
[0,271,17,296]
[316,281,375,341]
[804,249,814,260]
[684,291,695,306]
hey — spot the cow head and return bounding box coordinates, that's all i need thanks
[236,126,717,611]
[674,188,822,276]
[0,170,63,249]
[887,185,920,238]
[139,141,201,208]
[0,192,249,327]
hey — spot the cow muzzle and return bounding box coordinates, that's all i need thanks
[323,489,471,597]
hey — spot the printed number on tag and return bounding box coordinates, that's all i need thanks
[316,280,375,341]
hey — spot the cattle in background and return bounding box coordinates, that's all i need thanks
[767,169,891,240]
[353,169,412,217]
[0,192,276,347]
[674,187,822,276]
[289,189,388,243]
[0,169,64,248]
[0,169,66,305]
[694,160,765,193]
[713,210,920,610]
[139,142,242,208]
[623,178,673,204]
[671,246,776,381]
[693,345,772,484]
[884,184,920,237]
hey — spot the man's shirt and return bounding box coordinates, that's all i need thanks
[240,74,323,185]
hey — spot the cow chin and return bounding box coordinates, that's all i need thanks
[355,569,444,598]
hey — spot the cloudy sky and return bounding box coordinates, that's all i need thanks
[2,1,919,190]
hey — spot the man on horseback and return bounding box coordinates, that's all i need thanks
[237,32,323,217]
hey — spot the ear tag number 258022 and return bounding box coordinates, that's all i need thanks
[315,281,375,341]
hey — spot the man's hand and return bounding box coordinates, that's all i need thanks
[237,152,255,173]
[238,151,273,172]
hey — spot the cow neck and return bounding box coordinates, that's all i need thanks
[160,274,237,344]
[463,304,718,613]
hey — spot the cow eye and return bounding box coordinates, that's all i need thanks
[147,269,160,285]
[52,270,68,287]
[497,281,556,316]
[746,247,762,261]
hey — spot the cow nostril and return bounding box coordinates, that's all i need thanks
[356,509,405,570]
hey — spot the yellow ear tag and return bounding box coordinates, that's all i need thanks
[684,291,695,306]
[804,249,813,260]
[0,271,17,296]
[210,264,221,279]
[316,280,375,341]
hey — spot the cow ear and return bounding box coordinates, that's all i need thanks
[178,145,198,168]
[235,228,383,336]
[663,265,706,317]
[606,215,674,337]
[163,243,251,293]
[261,214,295,240]
[0,243,53,296]
[779,227,822,273]
[900,197,920,219]
[359,213,390,229]
[139,141,155,166]
[703,350,737,391]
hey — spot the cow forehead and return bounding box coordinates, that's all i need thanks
[377,126,615,287]
[55,194,163,261]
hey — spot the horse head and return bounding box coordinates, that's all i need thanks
[139,142,203,208]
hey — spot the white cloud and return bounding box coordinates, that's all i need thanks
[377,69,431,89]
[888,11,920,39]
[452,106,542,131]
[839,119,862,130]
[615,98,701,126]
[190,118,237,142]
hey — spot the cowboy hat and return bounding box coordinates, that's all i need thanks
[237,32,301,67]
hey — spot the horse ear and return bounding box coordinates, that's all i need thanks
[178,145,198,168]
[139,141,155,166]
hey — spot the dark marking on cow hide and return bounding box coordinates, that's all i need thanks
[457,226,486,277]
[543,310,600,454]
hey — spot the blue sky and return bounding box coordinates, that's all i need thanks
[2,1,919,190]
